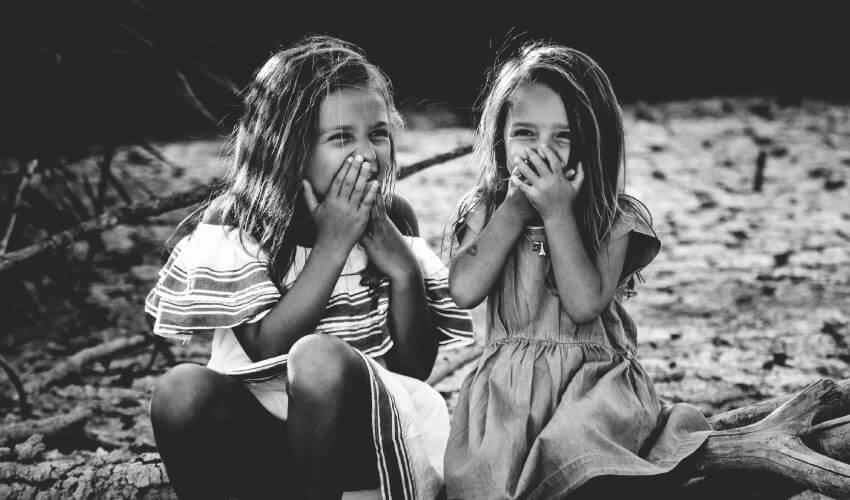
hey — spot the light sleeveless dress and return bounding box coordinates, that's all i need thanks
[445,206,712,500]
[146,221,474,500]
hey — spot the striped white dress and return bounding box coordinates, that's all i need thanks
[145,222,474,500]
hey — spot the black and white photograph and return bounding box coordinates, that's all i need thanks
[1,3,849,499]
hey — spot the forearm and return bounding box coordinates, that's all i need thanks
[236,244,349,361]
[383,267,437,380]
[543,209,607,323]
[449,204,526,308]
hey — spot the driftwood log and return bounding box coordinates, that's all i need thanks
[692,379,850,497]
[23,334,152,395]
[0,409,92,448]
[2,377,850,499]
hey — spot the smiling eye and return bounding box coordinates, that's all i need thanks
[329,132,352,144]
[512,129,534,138]
[555,131,572,143]
[370,129,390,140]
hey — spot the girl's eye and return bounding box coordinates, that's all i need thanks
[370,129,390,139]
[329,133,352,144]
[555,132,572,143]
[512,129,534,138]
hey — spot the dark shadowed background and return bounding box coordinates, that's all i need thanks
[2,1,848,155]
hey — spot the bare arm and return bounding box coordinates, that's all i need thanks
[234,156,379,361]
[448,184,538,309]
[360,195,436,380]
[543,207,629,323]
[515,144,628,323]
[383,263,436,380]
[232,244,352,361]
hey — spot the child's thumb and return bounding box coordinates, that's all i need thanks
[302,180,319,212]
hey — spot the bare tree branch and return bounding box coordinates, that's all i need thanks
[0,159,39,254]
[0,354,30,418]
[0,183,212,272]
[0,146,473,273]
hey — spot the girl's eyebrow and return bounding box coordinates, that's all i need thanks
[321,124,354,135]
[371,120,389,128]
[510,121,571,130]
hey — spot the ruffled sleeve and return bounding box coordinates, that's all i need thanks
[610,204,661,287]
[406,236,475,348]
[144,223,282,341]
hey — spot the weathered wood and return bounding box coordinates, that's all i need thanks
[23,335,151,394]
[3,378,850,499]
[692,379,850,497]
[0,452,174,500]
[138,143,186,172]
[0,184,212,272]
[753,149,768,192]
[397,144,473,179]
[0,354,30,417]
[0,409,91,447]
[95,147,116,213]
[0,146,473,273]
[0,158,39,254]
[709,379,850,430]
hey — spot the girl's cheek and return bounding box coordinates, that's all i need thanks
[504,140,518,159]
[554,145,571,163]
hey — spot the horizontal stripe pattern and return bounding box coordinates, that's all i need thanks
[145,224,474,382]
[145,231,282,340]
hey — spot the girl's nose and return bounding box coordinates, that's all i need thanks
[356,146,377,162]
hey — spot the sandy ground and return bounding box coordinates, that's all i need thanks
[1,97,849,498]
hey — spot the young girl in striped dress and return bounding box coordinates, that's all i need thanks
[145,36,473,500]
[444,42,712,499]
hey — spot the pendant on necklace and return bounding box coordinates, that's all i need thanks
[531,241,547,256]
[525,226,547,257]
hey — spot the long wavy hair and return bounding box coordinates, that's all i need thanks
[453,42,649,282]
[207,36,403,287]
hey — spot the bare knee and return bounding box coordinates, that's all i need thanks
[287,334,362,402]
[150,363,223,434]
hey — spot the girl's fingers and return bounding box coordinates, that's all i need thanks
[514,177,533,197]
[513,158,540,184]
[350,161,370,201]
[338,155,362,198]
[526,148,551,176]
[302,180,319,213]
[539,145,563,175]
[510,167,532,185]
[570,162,585,190]
[331,156,354,197]
[359,180,379,212]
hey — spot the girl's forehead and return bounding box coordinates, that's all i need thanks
[506,83,568,124]
[318,87,389,127]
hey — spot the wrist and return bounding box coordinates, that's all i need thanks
[387,264,421,287]
[497,202,529,230]
[312,235,353,261]
[541,204,573,226]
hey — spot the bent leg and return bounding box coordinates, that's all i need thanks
[150,363,289,500]
[286,334,378,500]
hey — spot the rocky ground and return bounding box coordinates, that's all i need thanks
[1,97,848,498]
